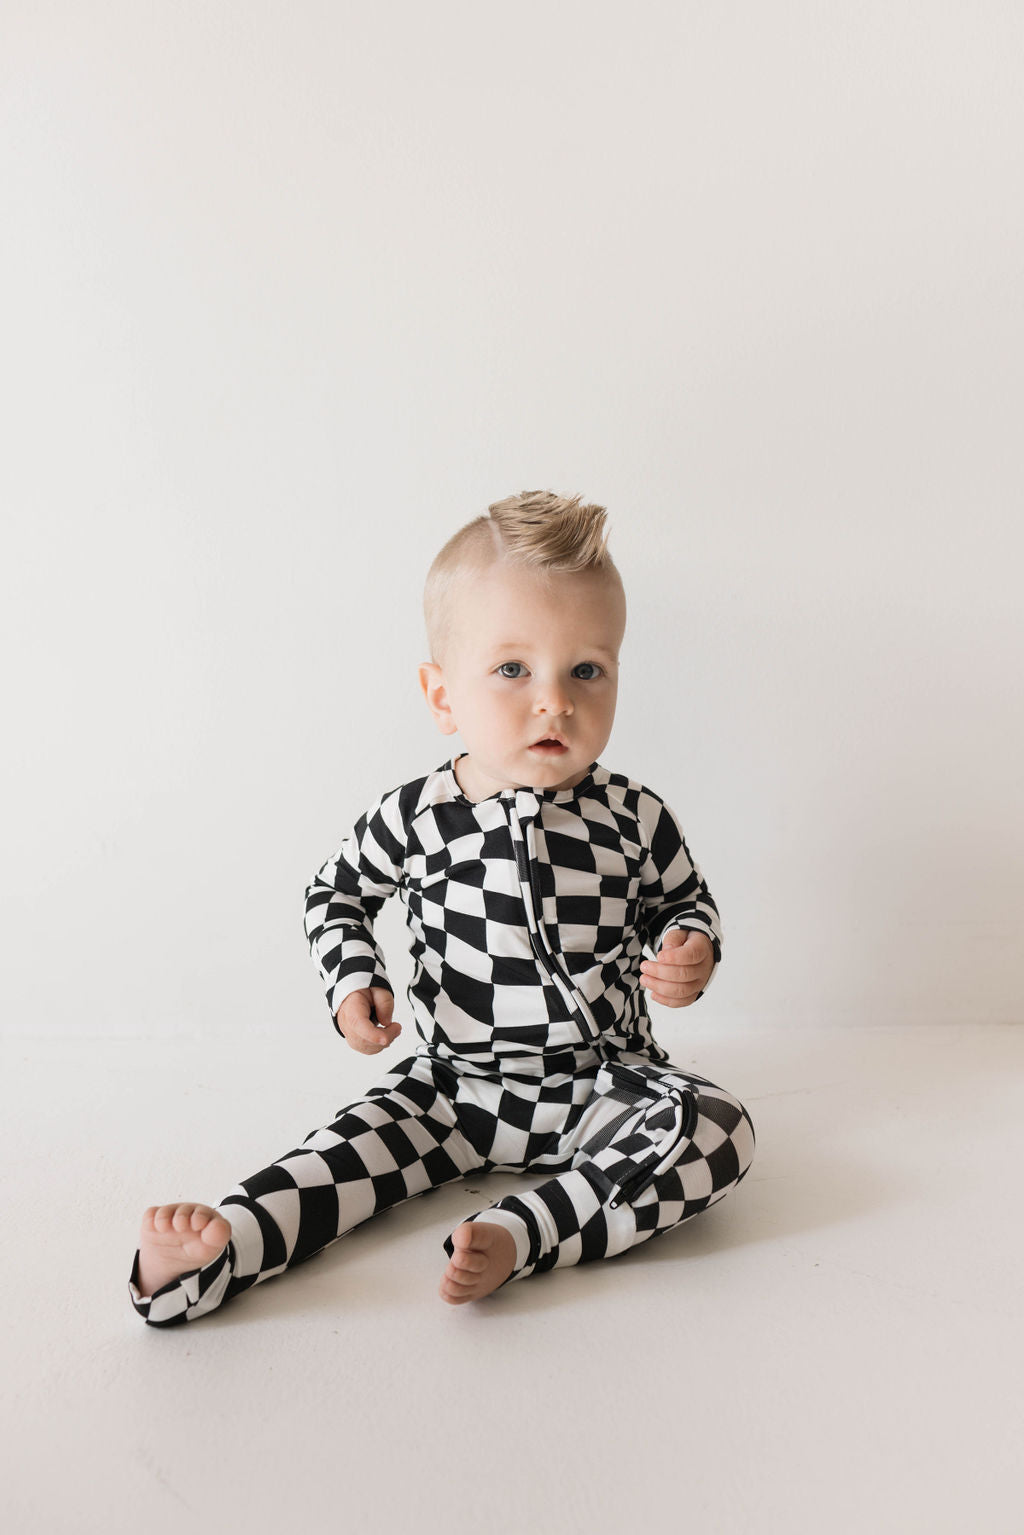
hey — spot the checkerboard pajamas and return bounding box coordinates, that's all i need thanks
[128,755,755,1325]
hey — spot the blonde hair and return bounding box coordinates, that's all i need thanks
[424,490,622,667]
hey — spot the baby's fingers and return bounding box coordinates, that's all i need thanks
[368,1019,402,1051]
[366,988,403,1050]
[640,968,703,1007]
[347,1022,397,1054]
[338,991,401,1053]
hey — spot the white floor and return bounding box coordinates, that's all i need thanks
[4,1023,1022,1535]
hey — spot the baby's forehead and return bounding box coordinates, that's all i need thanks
[443,561,625,656]
[461,562,621,607]
[456,613,622,660]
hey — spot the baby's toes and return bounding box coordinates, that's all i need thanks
[197,1212,232,1248]
[172,1204,201,1231]
[452,1247,488,1274]
[446,1269,479,1290]
[452,1265,485,1285]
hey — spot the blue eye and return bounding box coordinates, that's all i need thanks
[496,661,604,680]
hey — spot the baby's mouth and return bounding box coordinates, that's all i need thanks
[529,738,568,754]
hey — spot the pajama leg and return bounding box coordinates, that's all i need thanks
[129,1052,482,1326]
[443,1060,755,1286]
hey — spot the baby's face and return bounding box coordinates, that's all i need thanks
[421,563,626,799]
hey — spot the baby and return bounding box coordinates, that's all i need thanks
[129,491,755,1324]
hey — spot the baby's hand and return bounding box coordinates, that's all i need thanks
[335,986,403,1054]
[640,928,714,1007]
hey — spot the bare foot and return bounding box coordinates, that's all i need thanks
[136,1203,232,1298]
[439,1220,517,1305]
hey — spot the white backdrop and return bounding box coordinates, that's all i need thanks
[2,1,1020,1040]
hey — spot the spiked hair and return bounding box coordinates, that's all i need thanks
[423,490,622,667]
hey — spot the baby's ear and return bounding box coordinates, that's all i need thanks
[418,662,458,735]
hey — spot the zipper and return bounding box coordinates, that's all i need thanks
[608,1084,699,1207]
[503,791,604,1050]
[575,1059,701,1210]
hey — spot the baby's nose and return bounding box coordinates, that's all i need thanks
[537,685,572,713]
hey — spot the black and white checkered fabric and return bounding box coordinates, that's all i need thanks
[128,755,755,1326]
[303,754,725,1066]
[128,1045,755,1325]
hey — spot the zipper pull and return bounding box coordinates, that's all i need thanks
[608,1088,699,1209]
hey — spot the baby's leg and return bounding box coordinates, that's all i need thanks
[442,1065,756,1289]
[129,1052,481,1326]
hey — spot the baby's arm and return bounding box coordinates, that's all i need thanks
[303,785,407,1042]
[637,793,723,1003]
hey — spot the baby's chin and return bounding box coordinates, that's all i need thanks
[458,742,599,799]
[523,748,591,791]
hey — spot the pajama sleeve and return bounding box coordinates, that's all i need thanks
[637,793,724,999]
[303,785,408,1034]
